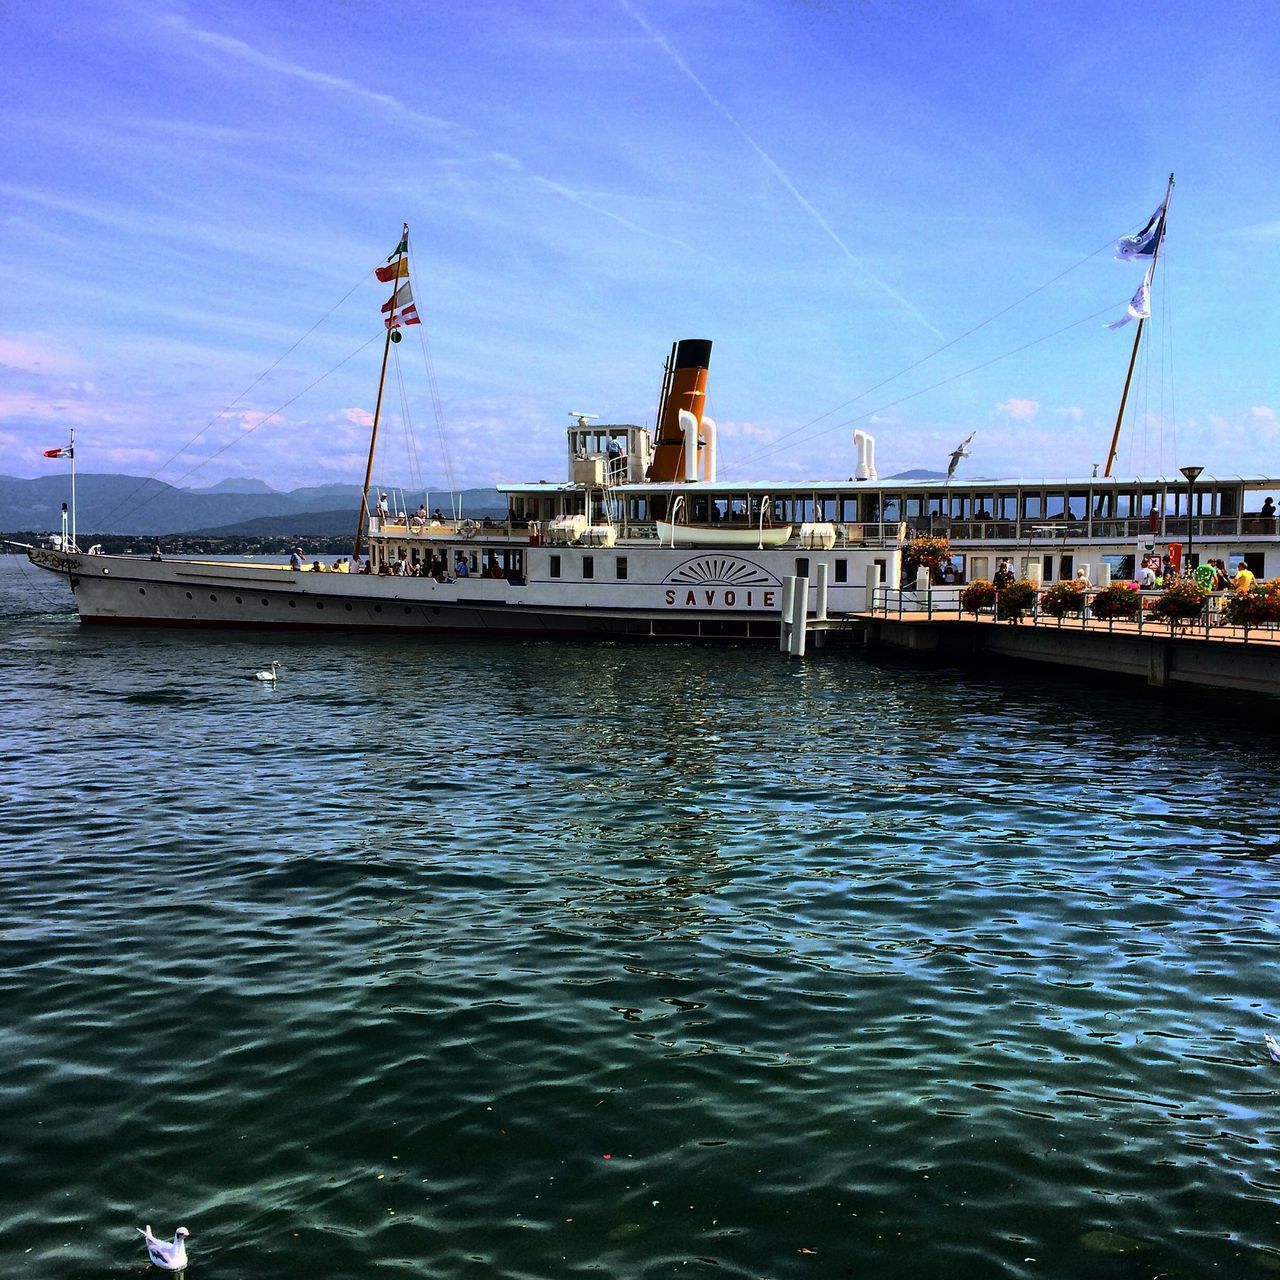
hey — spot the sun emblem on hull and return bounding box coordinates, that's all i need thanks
[662,556,780,587]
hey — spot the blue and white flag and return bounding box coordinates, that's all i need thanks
[1115,205,1165,261]
[1107,273,1152,330]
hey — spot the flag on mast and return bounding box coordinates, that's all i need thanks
[43,445,74,459]
[375,257,409,283]
[1115,205,1165,261]
[381,281,420,328]
[1107,271,1152,330]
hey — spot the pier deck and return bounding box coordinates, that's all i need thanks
[828,609,1280,696]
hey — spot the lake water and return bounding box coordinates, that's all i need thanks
[2,552,1278,1279]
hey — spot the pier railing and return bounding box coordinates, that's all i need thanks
[869,585,1280,645]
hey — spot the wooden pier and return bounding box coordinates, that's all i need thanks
[826,607,1280,696]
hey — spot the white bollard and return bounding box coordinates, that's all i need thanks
[915,566,931,593]
[815,562,829,621]
[790,575,809,656]
[1024,560,1043,586]
[780,576,795,652]
[866,563,880,613]
[1096,562,1112,586]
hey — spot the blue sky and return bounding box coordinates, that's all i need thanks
[2,0,1278,493]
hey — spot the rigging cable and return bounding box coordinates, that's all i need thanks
[108,332,383,527]
[407,240,459,519]
[724,233,1123,477]
[97,269,375,530]
[727,298,1133,469]
[391,346,424,496]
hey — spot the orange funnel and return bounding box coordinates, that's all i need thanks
[647,339,711,483]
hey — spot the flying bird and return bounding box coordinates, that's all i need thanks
[137,1225,190,1271]
[946,432,976,481]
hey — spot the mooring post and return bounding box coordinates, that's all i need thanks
[790,575,809,656]
[780,576,795,653]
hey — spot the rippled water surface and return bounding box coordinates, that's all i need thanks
[2,554,1279,1279]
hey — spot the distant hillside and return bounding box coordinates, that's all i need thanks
[0,474,505,536]
[187,477,280,495]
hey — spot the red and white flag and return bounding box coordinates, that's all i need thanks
[381,281,420,328]
[43,446,73,459]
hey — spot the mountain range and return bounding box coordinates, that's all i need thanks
[0,473,505,536]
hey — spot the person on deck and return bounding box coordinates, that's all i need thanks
[1233,562,1257,593]
[454,555,470,578]
[290,548,304,571]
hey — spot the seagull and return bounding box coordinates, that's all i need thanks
[1266,1033,1280,1064]
[254,660,280,683]
[137,1225,189,1271]
[946,431,976,481]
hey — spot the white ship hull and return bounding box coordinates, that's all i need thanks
[26,542,891,642]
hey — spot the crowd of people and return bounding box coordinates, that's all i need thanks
[985,554,1260,594]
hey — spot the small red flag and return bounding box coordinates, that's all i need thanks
[44,447,73,459]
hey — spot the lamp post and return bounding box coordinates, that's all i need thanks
[1180,465,1203,576]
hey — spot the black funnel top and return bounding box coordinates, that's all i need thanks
[674,339,712,370]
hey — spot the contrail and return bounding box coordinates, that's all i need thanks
[620,0,944,341]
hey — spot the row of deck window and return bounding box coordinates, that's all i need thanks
[512,484,1275,527]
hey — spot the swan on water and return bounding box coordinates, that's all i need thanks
[254,660,280,683]
[137,1225,189,1271]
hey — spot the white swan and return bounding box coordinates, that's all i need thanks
[254,660,280,683]
[137,1225,189,1271]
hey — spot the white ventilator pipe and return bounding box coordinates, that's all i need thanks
[698,416,717,482]
[853,429,878,481]
[679,409,700,482]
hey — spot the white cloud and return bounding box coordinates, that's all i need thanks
[1058,405,1084,421]
[996,397,1039,421]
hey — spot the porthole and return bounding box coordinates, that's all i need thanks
[289,600,297,609]
[235,596,243,604]
[345,603,353,612]
[374,604,382,613]
[209,594,217,602]
[261,599,269,606]
[316,602,324,610]
[404,606,411,615]
[185,592,193,600]
[138,588,146,595]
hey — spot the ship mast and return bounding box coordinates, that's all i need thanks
[354,223,409,558]
[1103,173,1174,478]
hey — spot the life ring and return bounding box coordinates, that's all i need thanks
[460,519,479,538]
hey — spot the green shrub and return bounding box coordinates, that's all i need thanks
[1091,583,1142,620]
[1221,579,1280,627]
[1149,579,1208,622]
[1041,580,1086,618]
[960,579,995,614]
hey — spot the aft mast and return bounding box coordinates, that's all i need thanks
[1103,173,1174,478]
[355,224,411,558]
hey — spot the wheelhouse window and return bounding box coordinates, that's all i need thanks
[834,559,848,583]
[616,556,628,580]
[549,554,561,579]
[582,555,594,579]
